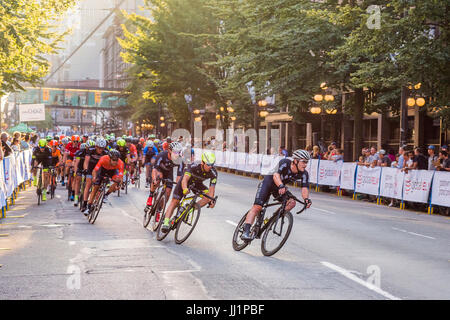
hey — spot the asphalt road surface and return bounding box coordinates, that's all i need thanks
[1,171,449,300]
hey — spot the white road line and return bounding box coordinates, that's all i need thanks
[161,269,200,274]
[311,208,336,215]
[226,220,238,227]
[321,261,401,300]
[392,227,436,240]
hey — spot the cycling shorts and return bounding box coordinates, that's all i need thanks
[253,175,280,206]
[154,168,174,189]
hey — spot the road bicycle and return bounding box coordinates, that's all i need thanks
[67,166,75,201]
[88,177,110,224]
[49,166,58,199]
[232,190,307,256]
[143,178,173,232]
[133,163,141,189]
[78,173,86,210]
[156,187,218,244]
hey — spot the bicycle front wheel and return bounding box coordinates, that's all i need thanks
[89,189,104,224]
[232,212,251,251]
[174,203,201,245]
[155,195,170,240]
[261,211,293,257]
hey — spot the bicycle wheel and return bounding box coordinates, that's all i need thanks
[125,173,128,194]
[89,188,105,224]
[50,175,56,199]
[232,212,251,251]
[155,195,171,240]
[135,170,140,189]
[37,189,41,205]
[174,203,201,245]
[261,211,293,257]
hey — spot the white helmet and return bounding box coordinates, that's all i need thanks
[146,140,154,148]
[292,149,310,161]
[169,141,183,153]
[96,138,107,148]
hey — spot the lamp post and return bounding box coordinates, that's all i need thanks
[184,94,193,144]
[312,86,336,144]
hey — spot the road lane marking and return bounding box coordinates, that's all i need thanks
[161,269,200,274]
[321,261,401,300]
[392,227,436,240]
[311,208,336,215]
[226,220,238,227]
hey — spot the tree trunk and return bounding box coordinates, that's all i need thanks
[353,88,364,161]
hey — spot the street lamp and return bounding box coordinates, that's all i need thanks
[407,97,426,107]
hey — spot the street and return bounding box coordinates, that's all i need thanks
[1,171,449,300]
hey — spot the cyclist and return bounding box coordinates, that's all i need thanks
[32,139,52,201]
[241,149,312,241]
[126,137,138,184]
[160,150,218,233]
[73,143,88,207]
[87,149,124,213]
[154,139,162,152]
[116,138,131,189]
[145,141,184,208]
[82,134,89,144]
[143,140,158,188]
[81,138,109,213]
[63,135,81,199]
[49,140,62,191]
[137,137,145,169]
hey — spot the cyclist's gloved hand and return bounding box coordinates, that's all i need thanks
[278,184,287,195]
[305,198,312,208]
[183,188,189,195]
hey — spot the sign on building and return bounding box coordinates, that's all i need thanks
[19,104,46,122]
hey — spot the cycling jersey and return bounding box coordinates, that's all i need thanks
[93,155,124,185]
[173,162,218,200]
[51,149,61,167]
[74,149,87,175]
[153,150,180,188]
[32,147,52,168]
[86,147,110,175]
[128,144,137,160]
[136,143,143,156]
[65,142,80,159]
[143,145,158,164]
[117,146,129,164]
[253,158,309,206]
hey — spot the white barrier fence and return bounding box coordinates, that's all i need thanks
[0,150,33,211]
[194,148,450,208]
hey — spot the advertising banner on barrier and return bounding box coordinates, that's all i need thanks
[4,157,14,197]
[235,152,247,171]
[245,153,257,172]
[355,166,381,196]
[379,167,404,200]
[431,171,450,207]
[260,155,276,175]
[340,162,357,190]
[317,160,342,187]
[307,159,319,184]
[403,169,434,204]
[0,159,6,207]
[15,153,24,185]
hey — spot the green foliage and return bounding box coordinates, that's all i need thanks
[0,0,75,95]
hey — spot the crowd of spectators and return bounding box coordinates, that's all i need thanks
[0,131,37,160]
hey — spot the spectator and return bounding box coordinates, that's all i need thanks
[402,151,414,172]
[387,149,396,162]
[391,154,400,168]
[305,145,313,153]
[330,148,343,162]
[11,138,20,153]
[21,133,30,151]
[367,146,379,167]
[427,145,439,170]
[1,132,13,158]
[357,147,368,165]
[311,145,321,159]
[441,145,448,153]
[323,145,335,160]
[378,149,392,167]
[279,145,289,157]
[436,151,450,171]
[412,147,428,170]
[396,145,406,169]
[29,134,38,149]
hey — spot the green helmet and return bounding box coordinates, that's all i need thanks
[117,138,126,147]
[105,134,110,140]
[87,140,95,147]
[201,151,216,166]
[122,135,127,139]
[46,135,52,141]
[38,139,48,147]
[149,134,155,139]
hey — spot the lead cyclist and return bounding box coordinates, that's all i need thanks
[241,149,312,241]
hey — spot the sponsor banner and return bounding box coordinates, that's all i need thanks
[317,160,342,187]
[260,155,277,175]
[355,166,382,196]
[379,167,404,200]
[235,152,247,171]
[431,171,450,207]
[3,157,14,197]
[193,148,202,162]
[402,169,434,204]
[214,150,224,167]
[0,159,6,207]
[15,153,24,185]
[307,159,319,184]
[340,162,357,190]
[19,103,46,122]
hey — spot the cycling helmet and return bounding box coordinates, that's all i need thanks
[125,137,132,143]
[154,139,160,144]
[169,142,183,153]
[87,140,96,147]
[71,135,80,142]
[201,151,216,166]
[48,140,58,147]
[95,138,107,148]
[46,135,52,142]
[146,140,154,148]
[109,136,116,142]
[133,138,139,145]
[122,135,127,139]
[149,134,155,139]
[61,137,69,145]
[80,143,87,150]
[292,149,311,161]
[38,139,48,147]
[139,137,145,144]
[83,134,89,138]
[53,135,60,141]
[60,134,65,140]
[117,139,126,147]
[109,149,120,160]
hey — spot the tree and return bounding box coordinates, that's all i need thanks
[0,0,75,95]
